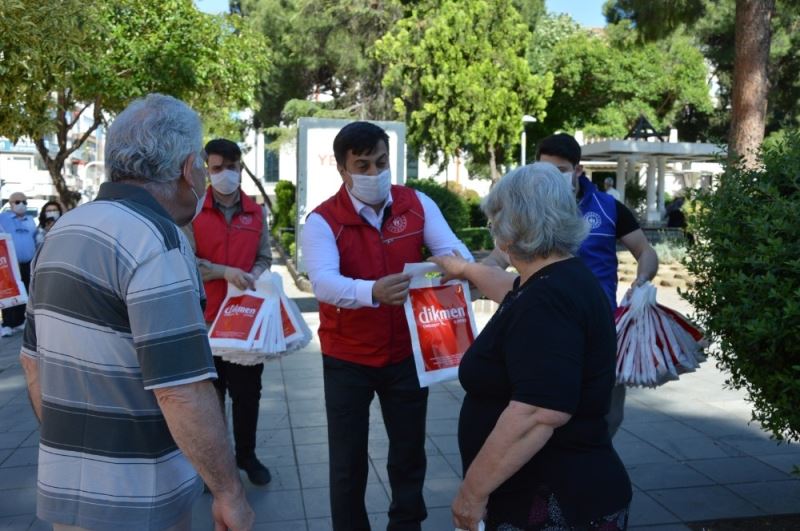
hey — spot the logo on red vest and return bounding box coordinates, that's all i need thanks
[239,214,253,225]
[386,215,408,234]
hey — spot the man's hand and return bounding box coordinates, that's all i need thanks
[224,267,256,291]
[212,489,254,531]
[372,273,411,306]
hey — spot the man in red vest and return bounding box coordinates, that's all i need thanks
[301,122,472,531]
[183,138,272,486]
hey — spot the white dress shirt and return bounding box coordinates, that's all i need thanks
[301,187,473,309]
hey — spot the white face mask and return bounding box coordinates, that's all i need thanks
[184,156,206,223]
[45,211,60,221]
[191,186,206,222]
[561,170,577,193]
[12,203,26,215]
[349,168,392,205]
[210,168,240,195]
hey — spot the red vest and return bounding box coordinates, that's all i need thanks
[193,186,264,322]
[314,185,425,367]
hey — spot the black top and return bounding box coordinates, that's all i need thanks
[614,200,640,238]
[458,258,632,525]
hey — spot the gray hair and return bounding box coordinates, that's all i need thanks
[105,94,203,183]
[483,161,588,261]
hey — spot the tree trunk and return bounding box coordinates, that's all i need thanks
[489,146,500,182]
[241,160,273,213]
[34,139,80,209]
[49,164,81,210]
[729,0,774,167]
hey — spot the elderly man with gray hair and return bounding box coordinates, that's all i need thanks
[432,163,632,531]
[19,94,254,531]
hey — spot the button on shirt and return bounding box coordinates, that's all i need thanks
[302,188,473,309]
[0,212,37,262]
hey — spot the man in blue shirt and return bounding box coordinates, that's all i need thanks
[0,192,37,337]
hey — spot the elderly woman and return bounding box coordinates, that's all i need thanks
[432,162,631,531]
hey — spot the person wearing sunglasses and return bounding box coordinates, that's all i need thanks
[0,192,37,337]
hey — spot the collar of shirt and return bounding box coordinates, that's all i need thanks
[213,190,242,211]
[346,186,393,231]
[96,182,173,221]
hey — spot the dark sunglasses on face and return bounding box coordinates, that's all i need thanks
[12,200,27,205]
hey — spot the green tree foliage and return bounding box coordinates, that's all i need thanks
[605,0,800,150]
[524,14,711,145]
[375,0,552,181]
[513,0,547,32]
[604,0,705,39]
[0,0,270,207]
[684,130,800,442]
[527,13,582,73]
[405,179,469,234]
[237,0,403,126]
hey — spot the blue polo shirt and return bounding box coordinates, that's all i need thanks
[0,211,37,263]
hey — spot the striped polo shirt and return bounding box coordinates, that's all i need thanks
[21,182,217,530]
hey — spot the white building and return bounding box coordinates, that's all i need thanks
[0,104,107,205]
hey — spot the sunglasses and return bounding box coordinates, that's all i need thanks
[12,200,27,205]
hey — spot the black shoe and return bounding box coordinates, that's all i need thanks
[237,456,272,486]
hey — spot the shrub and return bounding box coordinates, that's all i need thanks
[279,230,295,253]
[272,180,296,235]
[684,130,800,442]
[652,241,687,265]
[457,227,493,251]
[406,178,469,233]
[465,195,488,228]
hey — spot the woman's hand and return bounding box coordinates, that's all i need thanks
[428,251,469,283]
[452,482,487,531]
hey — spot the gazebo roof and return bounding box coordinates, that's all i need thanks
[581,139,725,162]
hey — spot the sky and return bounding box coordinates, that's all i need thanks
[545,0,607,27]
[196,0,608,27]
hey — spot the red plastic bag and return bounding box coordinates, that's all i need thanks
[403,263,477,386]
[615,282,707,387]
[0,234,27,309]
[208,292,268,350]
[209,273,312,365]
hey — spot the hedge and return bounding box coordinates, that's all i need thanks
[684,130,800,443]
[406,178,469,233]
[457,227,493,251]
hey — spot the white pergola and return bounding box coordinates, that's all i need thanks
[581,140,725,225]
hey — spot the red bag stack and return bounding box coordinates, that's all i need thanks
[615,282,707,387]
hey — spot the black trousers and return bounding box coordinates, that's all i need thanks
[212,357,264,460]
[323,355,428,531]
[2,261,30,328]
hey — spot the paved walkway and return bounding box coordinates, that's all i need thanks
[1,260,799,530]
